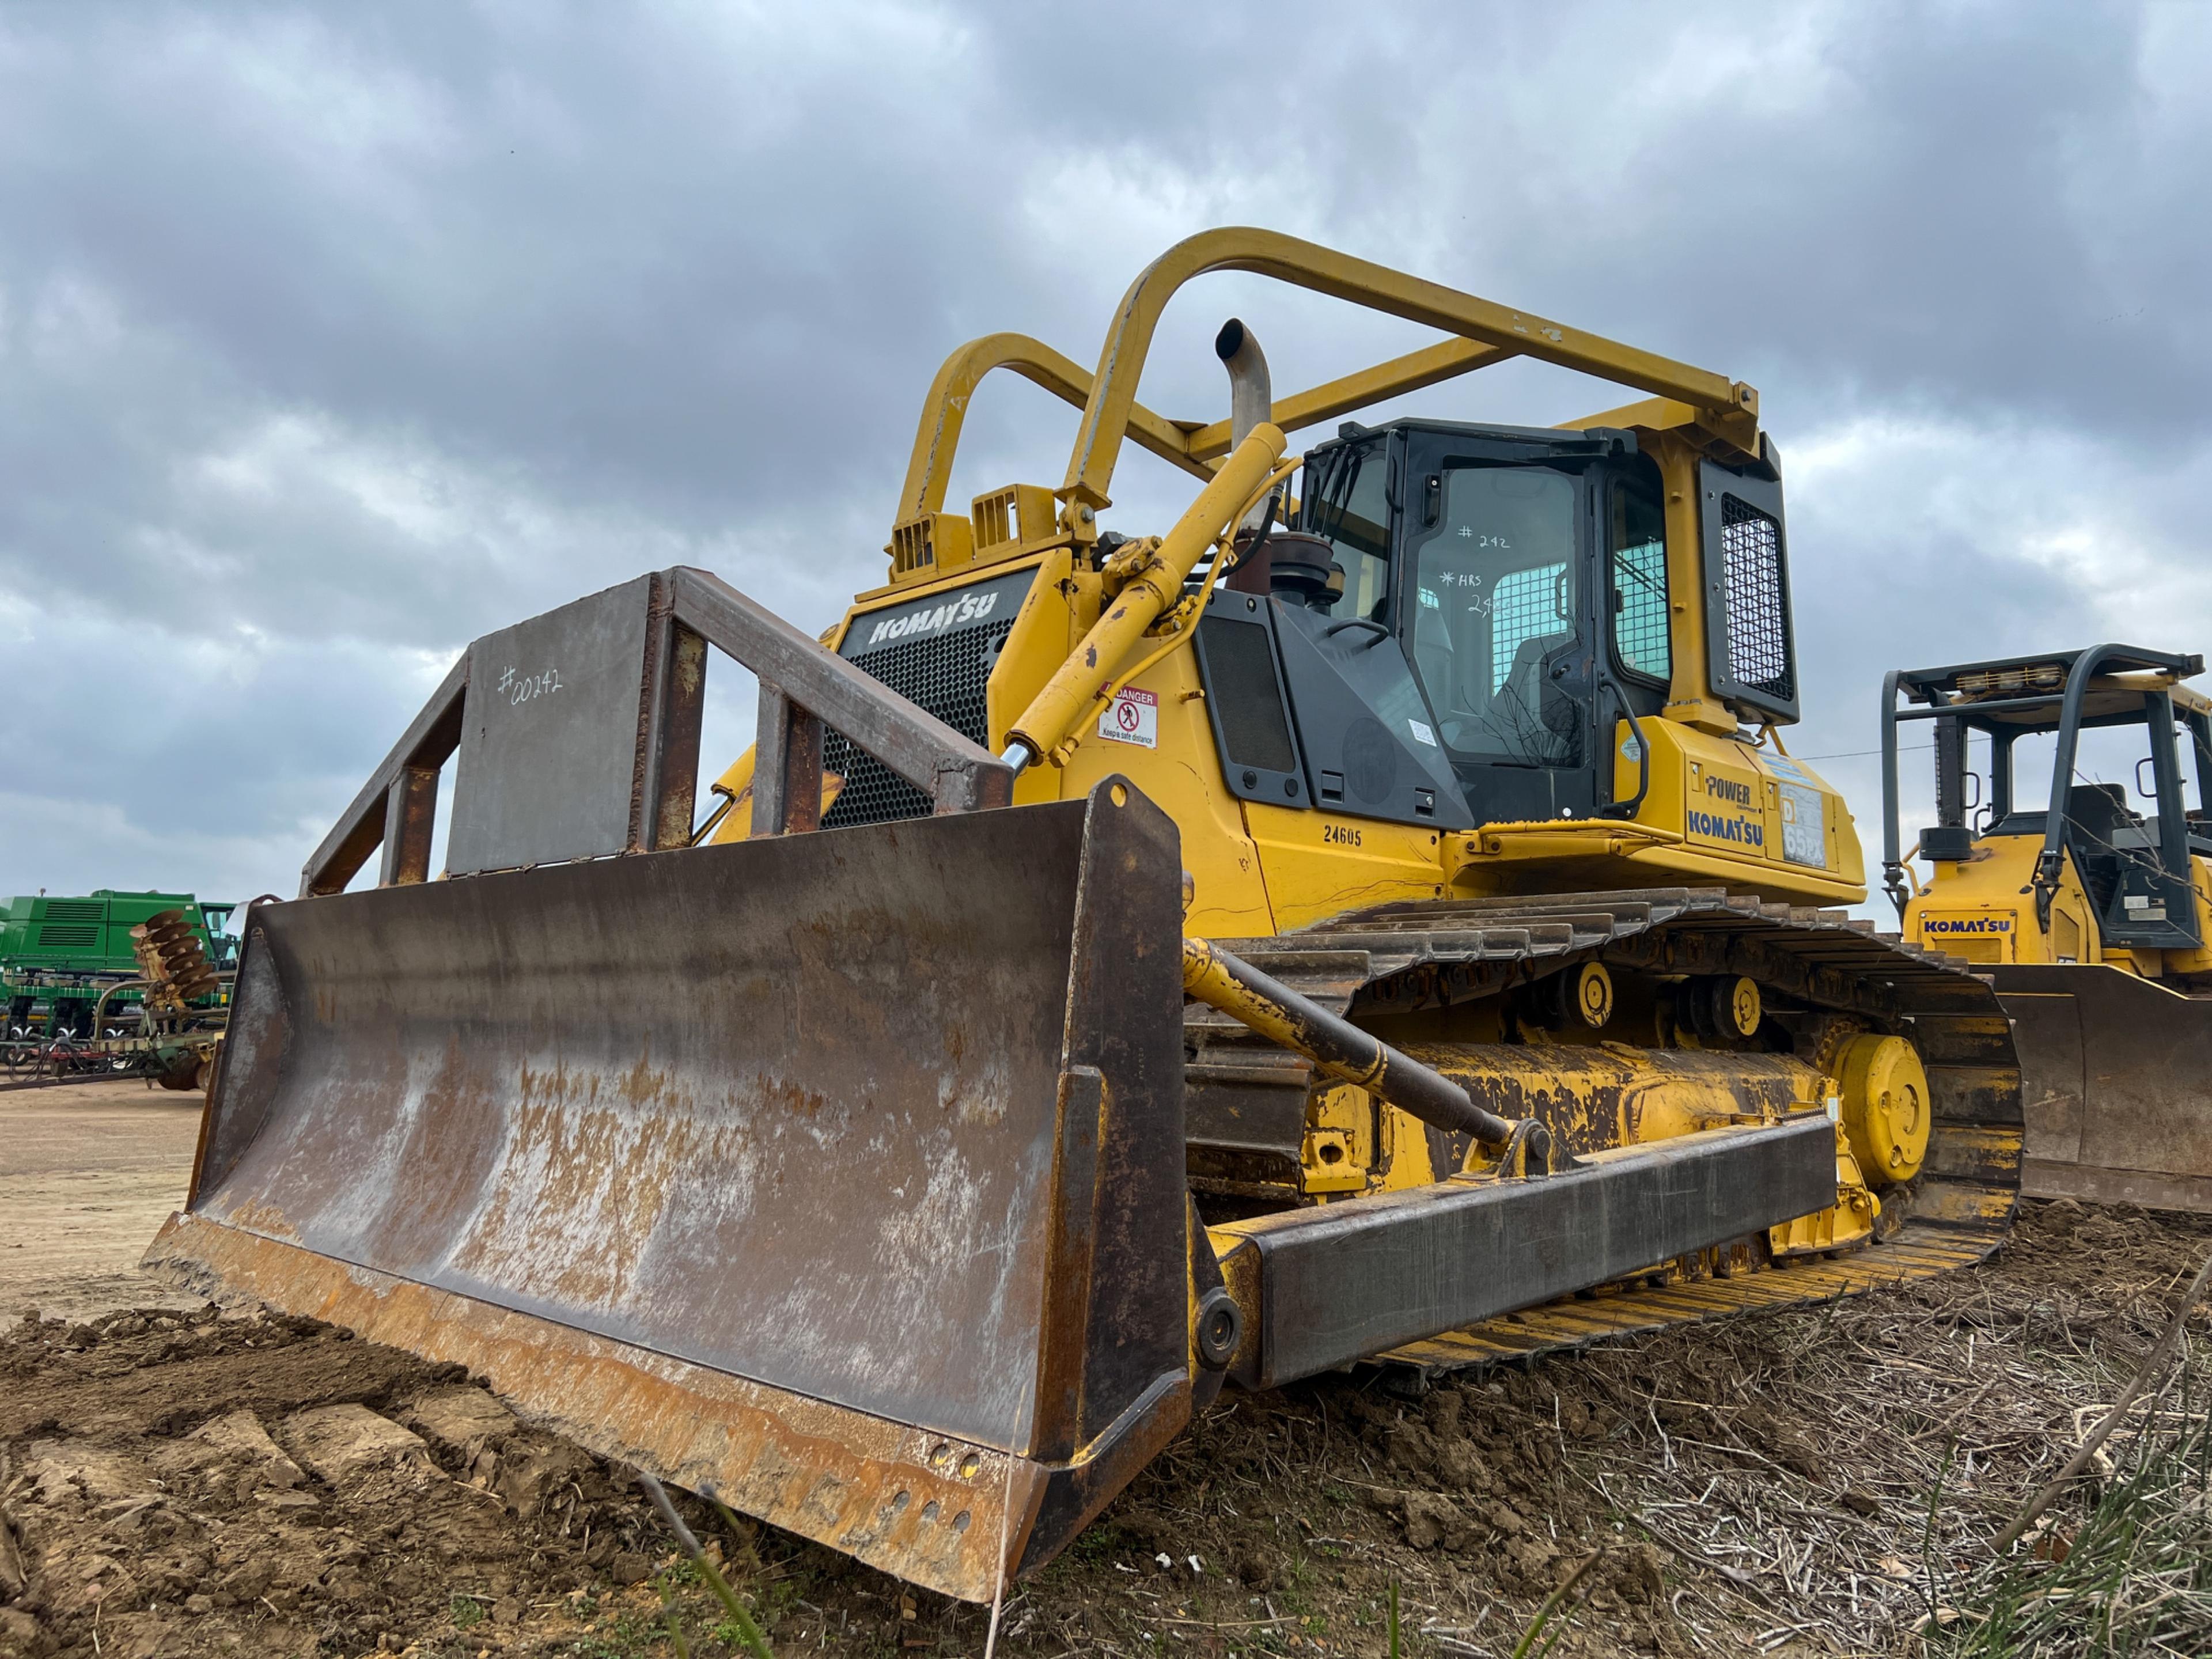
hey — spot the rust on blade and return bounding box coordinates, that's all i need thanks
[151,783,1198,1598]
[145,1211,1048,1603]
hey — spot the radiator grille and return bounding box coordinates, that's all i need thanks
[823,620,1014,828]
[43,900,103,922]
[1720,496,1793,703]
[35,925,98,948]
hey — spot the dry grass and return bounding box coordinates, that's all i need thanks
[1927,1372,2212,1655]
[981,1198,2212,1657]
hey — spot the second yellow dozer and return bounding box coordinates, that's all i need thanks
[146,230,2020,1603]
[1884,646,2212,1211]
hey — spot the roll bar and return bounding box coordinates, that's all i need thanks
[891,227,1760,542]
[1879,668,1914,919]
[1058,226,1758,513]
[1880,645,2202,928]
[2029,644,2192,929]
[892,333,1214,525]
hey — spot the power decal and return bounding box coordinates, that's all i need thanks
[1687,772,1766,851]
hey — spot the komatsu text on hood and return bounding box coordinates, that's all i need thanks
[839,567,1037,661]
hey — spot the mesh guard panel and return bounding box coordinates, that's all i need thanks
[1720,497,1793,703]
[1488,562,1570,694]
[822,620,1014,828]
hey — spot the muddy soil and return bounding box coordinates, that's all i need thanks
[2,1199,2207,1658]
[0,1305,738,1658]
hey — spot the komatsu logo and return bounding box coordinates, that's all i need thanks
[1923,915,2013,934]
[1687,810,1764,847]
[864,588,1002,646]
[1687,771,1764,849]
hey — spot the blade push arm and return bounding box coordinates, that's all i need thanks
[1180,936,1559,1174]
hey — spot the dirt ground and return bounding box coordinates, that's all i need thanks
[2,1082,2207,1658]
[0,1081,205,1331]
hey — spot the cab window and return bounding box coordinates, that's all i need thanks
[1300,442,1391,620]
[1408,465,1581,766]
[1609,459,1669,684]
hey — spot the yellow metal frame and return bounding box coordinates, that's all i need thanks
[893,227,1760,541]
[882,227,1775,744]
[890,328,1522,541]
[1057,226,1759,514]
[892,333,1215,528]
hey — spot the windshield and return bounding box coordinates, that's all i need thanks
[1408,465,1582,766]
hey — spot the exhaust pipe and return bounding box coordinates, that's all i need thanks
[1215,317,1271,449]
[1001,321,1282,777]
[1216,318,1278,537]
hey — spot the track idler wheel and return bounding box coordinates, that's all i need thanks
[1836,1034,1931,1185]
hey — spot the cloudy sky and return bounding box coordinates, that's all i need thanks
[3,1,2206,915]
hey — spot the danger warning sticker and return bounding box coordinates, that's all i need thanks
[1097,685,1158,748]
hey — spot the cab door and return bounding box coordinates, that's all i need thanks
[1393,434,1599,825]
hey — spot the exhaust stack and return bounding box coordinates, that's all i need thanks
[1217,319,1278,536]
[1215,317,1271,450]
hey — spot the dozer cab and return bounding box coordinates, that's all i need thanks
[1884,645,2212,1211]
[149,229,2020,1603]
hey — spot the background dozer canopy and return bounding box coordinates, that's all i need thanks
[1885,643,2212,1211]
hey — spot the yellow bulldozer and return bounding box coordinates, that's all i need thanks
[1884,646,2212,1211]
[147,229,2020,1603]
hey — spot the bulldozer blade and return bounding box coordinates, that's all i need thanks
[1998,963,2212,1213]
[143,783,1196,1603]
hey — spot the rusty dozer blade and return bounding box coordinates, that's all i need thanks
[145,785,1198,1603]
[1999,963,2212,1213]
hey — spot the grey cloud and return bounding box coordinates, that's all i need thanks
[1,0,2206,908]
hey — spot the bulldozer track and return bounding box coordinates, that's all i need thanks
[1184,886,2022,1378]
